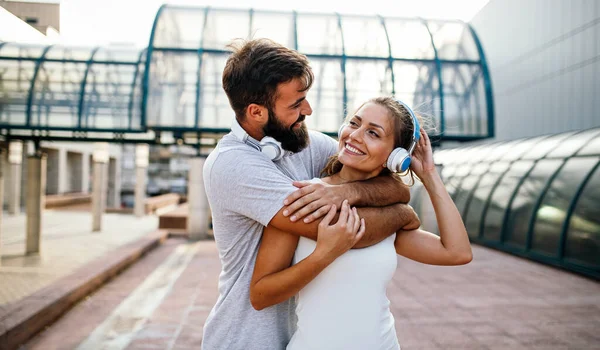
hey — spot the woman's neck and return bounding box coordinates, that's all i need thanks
[325,166,380,185]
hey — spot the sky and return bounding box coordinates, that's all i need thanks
[57,0,490,47]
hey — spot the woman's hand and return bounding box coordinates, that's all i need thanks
[314,200,365,262]
[410,128,436,179]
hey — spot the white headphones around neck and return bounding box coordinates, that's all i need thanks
[338,99,421,173]
[231,119,286,161]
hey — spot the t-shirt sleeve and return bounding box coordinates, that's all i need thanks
[309,131,339,177]
[206,148,296,227]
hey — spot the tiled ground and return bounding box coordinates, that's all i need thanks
[0,210,158,305]
[26,240,600,350]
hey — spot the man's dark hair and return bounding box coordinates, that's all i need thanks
[222,38,314,120]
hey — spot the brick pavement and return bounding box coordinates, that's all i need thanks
[0,209,158,306]
[26,239,600,349]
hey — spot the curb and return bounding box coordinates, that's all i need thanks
[0,229,170,350]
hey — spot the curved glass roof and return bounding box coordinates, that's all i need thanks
[0,6,494,144]
[0,42,146,133]
[145,6,493,141]
[433,128,600,280]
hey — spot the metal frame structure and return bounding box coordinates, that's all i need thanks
[0,6,495,146]
[435,128,600,280]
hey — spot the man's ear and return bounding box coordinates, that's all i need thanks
[247,103,268,124]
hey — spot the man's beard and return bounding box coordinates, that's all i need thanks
[262,108,309,153]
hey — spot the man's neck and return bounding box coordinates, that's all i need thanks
[239,119,264,141]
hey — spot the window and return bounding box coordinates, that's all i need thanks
[25,17,39,25]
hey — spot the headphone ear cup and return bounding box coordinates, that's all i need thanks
[260,137,284,161]
[387,148,410,173]
[338,123,347,139]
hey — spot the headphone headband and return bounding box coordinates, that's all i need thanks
[395,99,421,149]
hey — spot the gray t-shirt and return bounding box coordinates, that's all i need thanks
[201,130,338,350]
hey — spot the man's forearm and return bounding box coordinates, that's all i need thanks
[353,202,419,248]
[345,175,410,207]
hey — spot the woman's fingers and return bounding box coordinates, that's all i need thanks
[352,207,361,233]
[354,218,366,243]
[337,200,349,227]
[319,205,337,228]
[346,205,355,232]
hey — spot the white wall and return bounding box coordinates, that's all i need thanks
[470,0,600,141]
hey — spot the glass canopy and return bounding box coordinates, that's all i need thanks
[0,6,494,144]
[433,128,600,280]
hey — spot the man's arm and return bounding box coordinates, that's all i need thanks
[283,175,410,223]
[269,201,420,248]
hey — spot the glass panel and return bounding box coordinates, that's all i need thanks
[505,159,564,249]
[482,161,535,243]
[341,16,388,57]
[297,14,343,55]
[393,61,440,130]
[94,47,140,63]
[464,162,510,238]
[531,157,600,256]
[426,21,479,60]
[440,165,456,180]
[44,46,93,61]
[546,129,600,158]
[385,19,434,59]
[30,61,86,128]
[576,131,600,156]
[520,132,577,160]
[455,163,489,218]
[252,12,295,49]
[82,62,138,130]
[147,51,199,128]
[441,64,487,136]
[203,9,250,50]
[469,142,500,163]
[501,136,547,161]
[305,58,344,133]
[0,43,48,59]
[199,54,230,129]
[0,59,35,125]
[153,7,206,49]
[565,164,600,267]
[345,59,392,114]
[486,140,522,161]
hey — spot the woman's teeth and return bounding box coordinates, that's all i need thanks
[345,144,364,155]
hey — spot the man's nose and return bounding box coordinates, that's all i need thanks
[301,100,312,116]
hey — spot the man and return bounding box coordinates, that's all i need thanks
[202,38,420,350]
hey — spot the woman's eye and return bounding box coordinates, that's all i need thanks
[368,130,380,137]
[349,121,358,127]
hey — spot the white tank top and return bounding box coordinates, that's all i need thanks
[287,234,400,350]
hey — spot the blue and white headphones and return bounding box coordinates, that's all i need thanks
[231,119,286,161]
[338,99,420,173]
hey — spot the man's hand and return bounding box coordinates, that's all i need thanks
[283,180,348,223]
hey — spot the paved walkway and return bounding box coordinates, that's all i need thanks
[26,239,600,349]
[0,209,158,306]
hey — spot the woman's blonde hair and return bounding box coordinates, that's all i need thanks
[321,96,430,185]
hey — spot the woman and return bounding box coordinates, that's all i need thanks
[250,96,472,349]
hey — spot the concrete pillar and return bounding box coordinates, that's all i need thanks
[8,141,22,215]
[187,157,210,240]
[57,148,68,194]
[134,144,149,217]
[91,143,109,232]
[45,148,60,195]
[0,149,4,264]
[107,157,121,208]
[66,151,83,193]
[25,154,46,255]
[82,152,91,193]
